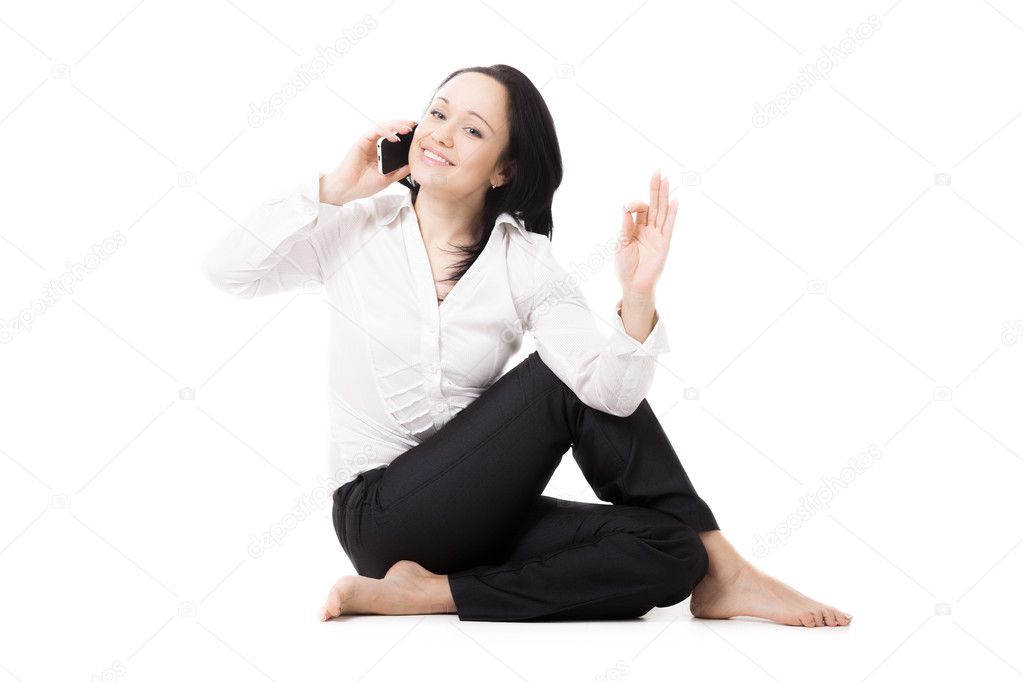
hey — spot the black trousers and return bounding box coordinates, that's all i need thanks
[331,350,720,622]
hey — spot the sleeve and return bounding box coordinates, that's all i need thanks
[199,175,354,298]
[511,234,671,417]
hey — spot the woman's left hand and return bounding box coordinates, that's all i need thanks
[615,170,678,295]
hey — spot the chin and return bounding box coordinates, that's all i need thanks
[414,170,461,191]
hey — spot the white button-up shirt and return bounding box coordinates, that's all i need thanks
[201,176,671,487]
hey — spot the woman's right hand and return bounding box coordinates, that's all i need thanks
[320,119,419,205]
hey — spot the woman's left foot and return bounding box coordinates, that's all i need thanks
[690,562,853,627]
[319,560,455,620]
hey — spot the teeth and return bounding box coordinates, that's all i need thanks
[423,149,451,165]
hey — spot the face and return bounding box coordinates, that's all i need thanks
[409,72,514,198]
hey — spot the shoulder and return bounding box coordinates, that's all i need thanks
[368,192,408,227]
[500,215,551,255]
[502,221,572,319]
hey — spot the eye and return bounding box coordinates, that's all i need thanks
[430,110,483,138]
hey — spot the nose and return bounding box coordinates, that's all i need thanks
[430,122,455,147]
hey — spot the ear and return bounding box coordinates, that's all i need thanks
[496,159,516,186]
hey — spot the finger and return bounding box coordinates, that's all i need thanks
[627,200,649,227]
[620,204,637,242]
[384,119,414,132]
[663,197,678,243]
[378,121,412,142]
[657,176,670,232]
[647,169,661,231]
[635,208,648,227]
[371,126,399,143]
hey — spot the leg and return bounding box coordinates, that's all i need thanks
[337,350,716,579]
[447,496,709,621]
[323,350,851,625]
[567,390,719,533]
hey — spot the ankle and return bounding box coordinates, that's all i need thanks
[425,576,456,614]
[698,532,750,582]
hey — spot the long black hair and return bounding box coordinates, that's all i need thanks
[411,64,563,293]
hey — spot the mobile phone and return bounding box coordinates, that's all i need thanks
[377,123,417,190]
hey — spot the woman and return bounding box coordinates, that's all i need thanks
[202,64,852,626]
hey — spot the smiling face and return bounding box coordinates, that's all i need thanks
[409,71,515,198]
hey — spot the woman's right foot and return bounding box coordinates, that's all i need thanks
[690,562,853,627]
[319,560,456,620]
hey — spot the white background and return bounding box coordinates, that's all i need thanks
[1,0,1021,680]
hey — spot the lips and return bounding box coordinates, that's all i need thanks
[421,145,455,166]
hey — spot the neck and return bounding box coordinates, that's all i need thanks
[412,188,486,247]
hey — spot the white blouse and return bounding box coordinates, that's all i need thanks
[200,176,671,487]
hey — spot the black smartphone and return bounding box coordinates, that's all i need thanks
[377,123,417,190]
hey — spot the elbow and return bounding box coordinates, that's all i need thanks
[199,255,259,299]
[608,400,641,418]
[598,391,642,418]
[606,385,649,417]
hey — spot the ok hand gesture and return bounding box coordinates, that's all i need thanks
[615,170,678,296]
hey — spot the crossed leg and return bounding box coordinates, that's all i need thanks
[322,351,852,626]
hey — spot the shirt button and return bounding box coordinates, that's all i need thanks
[433,402,446,414]
[426,362,439,374]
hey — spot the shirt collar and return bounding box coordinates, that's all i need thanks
[374,191,528,237]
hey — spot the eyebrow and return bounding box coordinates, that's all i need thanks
[434,96,494,133]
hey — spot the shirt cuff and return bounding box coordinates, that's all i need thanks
[610,298,671,357]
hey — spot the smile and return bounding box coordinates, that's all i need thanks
[421,147,454,166]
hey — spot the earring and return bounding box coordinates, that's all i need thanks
[491,184,496,189]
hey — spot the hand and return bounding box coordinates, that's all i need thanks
[615,169,678,295]
[320,118,418,205]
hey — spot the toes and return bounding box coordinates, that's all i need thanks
[322,590,342,621]
[801,609,824,627]
[823,609,838,626]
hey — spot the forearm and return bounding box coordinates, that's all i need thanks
[319,172,353,206]
[618,288,658,344]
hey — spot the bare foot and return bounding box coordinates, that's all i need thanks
[690,562,853,627]
[319,560,456,621]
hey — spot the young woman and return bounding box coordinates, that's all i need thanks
[203,64,852,626]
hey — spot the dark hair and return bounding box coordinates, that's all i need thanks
[411,64,563,295]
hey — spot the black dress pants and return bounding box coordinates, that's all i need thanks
[331,350,720,622]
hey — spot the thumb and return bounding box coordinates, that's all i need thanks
[620,202,638,243]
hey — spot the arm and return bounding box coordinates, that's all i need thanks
[199,174,353,297]
[512,235,670,418]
